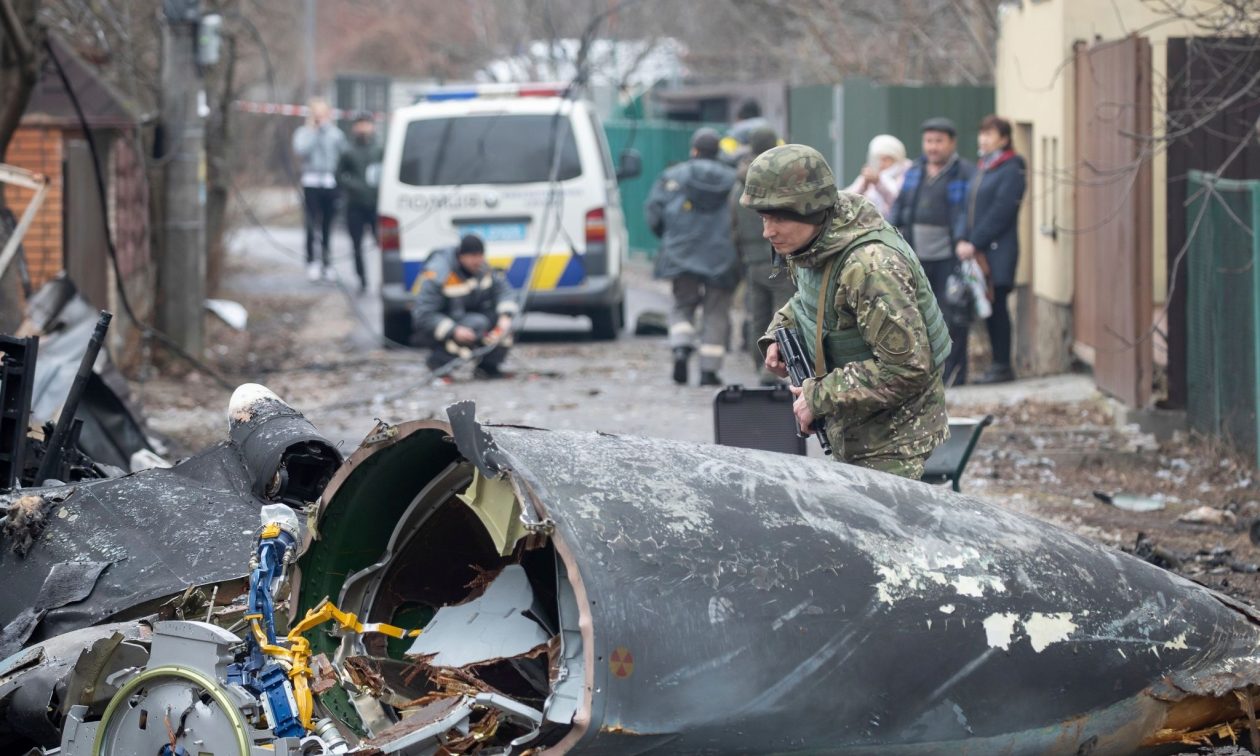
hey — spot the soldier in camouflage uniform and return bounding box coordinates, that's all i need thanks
[742,144,950,479]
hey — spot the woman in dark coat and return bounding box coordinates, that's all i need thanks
[956,115,1027,384]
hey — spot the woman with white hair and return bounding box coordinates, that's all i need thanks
[843,134,911,218]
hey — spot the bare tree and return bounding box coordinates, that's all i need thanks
[690,0,1002,85]
[0,0,42,162]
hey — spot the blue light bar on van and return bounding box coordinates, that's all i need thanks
[419,83,567,101]
[424,89,479,101]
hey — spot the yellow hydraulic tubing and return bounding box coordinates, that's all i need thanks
[250,598,422,731]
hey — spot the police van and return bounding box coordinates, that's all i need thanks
[377,83,640,343]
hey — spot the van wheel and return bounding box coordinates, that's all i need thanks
[383,311,413,349]
[590,301,623,341]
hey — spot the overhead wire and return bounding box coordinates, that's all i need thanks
[43,1,643,410]
[44,38,236,392]
[242,2,643,400]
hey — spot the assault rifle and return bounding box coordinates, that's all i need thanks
[773,326,833,456]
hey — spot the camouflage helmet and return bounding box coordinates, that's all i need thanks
[740,144,837,217]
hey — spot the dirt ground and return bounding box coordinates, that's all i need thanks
[129,221,1260,611]
[962,398,1260,604]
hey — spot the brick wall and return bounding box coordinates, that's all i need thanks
[3,127,64,289]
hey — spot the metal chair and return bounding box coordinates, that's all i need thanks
[921,415,995,492]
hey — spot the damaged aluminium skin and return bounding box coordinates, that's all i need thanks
[7,391,1260,754]
[295,401,1260,754]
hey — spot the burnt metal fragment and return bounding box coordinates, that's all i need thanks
[294,408,1260,754]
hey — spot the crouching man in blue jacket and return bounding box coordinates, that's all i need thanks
[411,234,518,379]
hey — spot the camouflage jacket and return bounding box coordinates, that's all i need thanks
[757,193,948,465]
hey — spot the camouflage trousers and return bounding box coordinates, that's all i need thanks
[821,412,947,482]
[847,451,931,481]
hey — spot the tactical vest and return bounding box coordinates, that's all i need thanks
[790,225,951,374]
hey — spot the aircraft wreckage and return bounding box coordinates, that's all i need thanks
[3,385,1260,754]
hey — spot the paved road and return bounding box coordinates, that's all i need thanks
[220,224,766,452]
[186,221,1095,460]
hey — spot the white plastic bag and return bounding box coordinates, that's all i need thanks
[962,259,992,319]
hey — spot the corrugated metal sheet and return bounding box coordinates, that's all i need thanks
[1186,171,1260,466]
[787,84,838,172]
[784,79,994,187]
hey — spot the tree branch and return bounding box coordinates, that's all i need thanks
[0,0,34,63]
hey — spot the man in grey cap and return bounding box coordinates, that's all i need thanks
[890,117,975,385]
[645,127,740,386]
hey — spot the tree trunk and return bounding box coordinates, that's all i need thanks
[205,32,238,297]
[0,0,43,161]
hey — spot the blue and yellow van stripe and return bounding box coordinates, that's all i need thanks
[405,252,587,294]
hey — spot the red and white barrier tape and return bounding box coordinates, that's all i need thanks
[233,100,383,119]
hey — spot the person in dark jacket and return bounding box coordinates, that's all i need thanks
[890,117,976,385]
[731,126,794,384]
[957,114,1027,384]
[410,235,518,378]
[645,127,740,386]
[720,99,773,166]
[336,112,384,293]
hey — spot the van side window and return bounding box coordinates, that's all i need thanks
[399,114,582,186]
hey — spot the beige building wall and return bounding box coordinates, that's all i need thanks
[997,0,1202,310]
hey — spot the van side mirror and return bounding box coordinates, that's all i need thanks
[616,149,642,181]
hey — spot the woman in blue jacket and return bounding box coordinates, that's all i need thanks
[956,115,1027,384]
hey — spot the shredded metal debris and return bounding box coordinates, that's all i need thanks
[7,392,1260,754]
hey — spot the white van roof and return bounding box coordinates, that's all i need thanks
[397,87,581,120]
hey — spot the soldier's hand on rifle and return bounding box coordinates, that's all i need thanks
[764,343,789,378]
[453,325,478,346]
[788,385,815,436]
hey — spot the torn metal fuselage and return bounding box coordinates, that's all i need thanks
[291,403,1260,755]
[0,384,341,750]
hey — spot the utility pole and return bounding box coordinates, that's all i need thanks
[158,0,205,356]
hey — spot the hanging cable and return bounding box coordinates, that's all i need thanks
[44,38,235,392]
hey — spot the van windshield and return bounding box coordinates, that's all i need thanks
[399,114,582,186]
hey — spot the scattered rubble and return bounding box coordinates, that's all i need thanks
[1180,505,1238,526]
[963,399,1260,604]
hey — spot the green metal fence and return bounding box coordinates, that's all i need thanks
[604,119,725,258]
[606,77,994,257]
[785,79,994,185]
[1186,170,1260,466]
[788,84,837,167]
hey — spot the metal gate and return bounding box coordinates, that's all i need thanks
[1165,37,1260,408]
[1185,171,1260,466]
[1073,36,1153,407]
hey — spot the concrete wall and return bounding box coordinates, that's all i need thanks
[995,0,1202,373]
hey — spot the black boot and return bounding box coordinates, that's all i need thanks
[699,370,722,386]
[974,363,1016,384]
[672,347,691,385]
